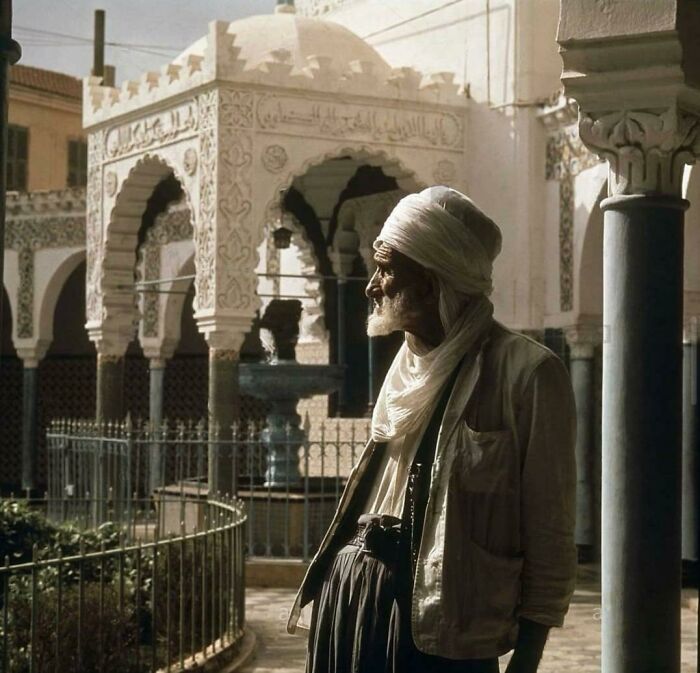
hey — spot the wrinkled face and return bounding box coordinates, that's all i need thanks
[365,242,435,337]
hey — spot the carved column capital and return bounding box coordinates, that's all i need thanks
[14,339,51,368]
[196,315,251,354]
[90,332,130,359]
[564,321,603,359]
[141,337,178,364]
[578,107,700,197]
[683,315,700,344]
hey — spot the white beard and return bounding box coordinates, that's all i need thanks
[366,294,407,337]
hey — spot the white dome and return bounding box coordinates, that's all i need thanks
[223,13,391,77]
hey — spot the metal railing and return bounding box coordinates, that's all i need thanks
[0,494,246,673]
[47,417,370,560]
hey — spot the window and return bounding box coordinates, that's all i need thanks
[67,138,87,187]
[7,125,28,191]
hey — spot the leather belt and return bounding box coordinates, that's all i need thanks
[344,513,404,564]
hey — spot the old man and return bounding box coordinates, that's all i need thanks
[288,186,577,673]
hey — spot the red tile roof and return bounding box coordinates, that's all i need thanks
[9,64,82,101]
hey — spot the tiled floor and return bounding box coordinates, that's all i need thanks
[240,573,698,672]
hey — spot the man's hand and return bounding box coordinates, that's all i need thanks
[504,617,550,673]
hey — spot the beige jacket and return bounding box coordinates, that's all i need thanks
[287,322,577,659]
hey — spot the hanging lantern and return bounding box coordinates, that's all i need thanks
[273,224,293,249]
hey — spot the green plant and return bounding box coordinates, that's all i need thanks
[2,580,143,673]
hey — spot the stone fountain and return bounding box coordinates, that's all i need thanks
[238,299,344,488]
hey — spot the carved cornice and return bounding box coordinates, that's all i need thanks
[6,187,86,218]
[579,107,700,196]
[83,19,466,129]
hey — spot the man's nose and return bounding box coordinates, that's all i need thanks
[365,269,380,299]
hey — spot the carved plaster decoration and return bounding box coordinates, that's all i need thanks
[5,192,86,338]
[183,148,198,175]
[578,108,700,196]
[139,246,161,338]
[4,215,85,251]
[433,159,456,184]
[220,89,254,128]
[104,99,199,160]
[217,89,256,312]
[256,94,463,149]
[542,110,602,313]
[137,205,194,338]
[195,90,218,311]
[16,249,33,339]
[194,88,257,316]
[105,171,118,197]
[86,131,105,325]
[261,144,289,173]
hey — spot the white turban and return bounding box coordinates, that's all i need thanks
[370,187,501,441]
[375,186,501,332]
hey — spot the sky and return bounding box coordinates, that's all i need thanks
[14,1,277,84]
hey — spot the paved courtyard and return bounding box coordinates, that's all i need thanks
[240,568,698,672]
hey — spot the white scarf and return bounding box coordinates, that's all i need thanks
[371,296,493,441]
[370,189,499,442]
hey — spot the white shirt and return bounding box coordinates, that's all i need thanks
[362,415,432,517]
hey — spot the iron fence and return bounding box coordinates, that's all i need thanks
[0,494,246,673]
[47,417,370,560]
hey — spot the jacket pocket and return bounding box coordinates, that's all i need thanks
[465,538,523,633]
[453,425,515,494]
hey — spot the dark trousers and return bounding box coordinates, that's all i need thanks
[305,519,500,673]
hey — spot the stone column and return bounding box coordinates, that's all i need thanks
[147,357,167,493]
[559,6,700,670]
[207,347,239,497]
[96,352,126,422]
[329,248,357,416]
[16,343,49,493]
[682,327,699,563]
[201,330,246,499]
[564,324,601,561]
[21,366,38,492]
[600,190,685,673]
[149,359,166,426]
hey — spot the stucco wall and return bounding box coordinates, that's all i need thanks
[9,89,83,192]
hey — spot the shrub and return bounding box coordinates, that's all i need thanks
[3,581,142,673]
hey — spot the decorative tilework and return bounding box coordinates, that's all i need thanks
[545,125,601,312]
